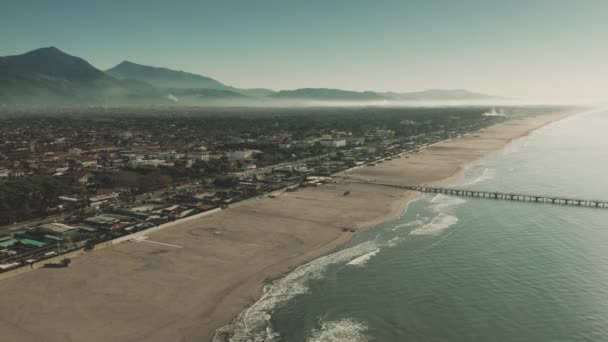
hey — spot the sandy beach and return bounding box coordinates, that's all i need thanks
[0,111,574,342]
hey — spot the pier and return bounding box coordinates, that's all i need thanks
[343,178,608,209]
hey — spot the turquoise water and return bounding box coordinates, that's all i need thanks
[222,109,608,342]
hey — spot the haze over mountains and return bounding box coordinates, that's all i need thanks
[0,47,504,106]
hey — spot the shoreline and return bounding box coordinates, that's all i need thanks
[432,111,574,188]
[0,110,578,342]
[212,109,577,340]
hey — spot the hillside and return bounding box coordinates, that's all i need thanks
[0,47,507,107]
[107,61,227,90]
[0,47,167,105]
[106,61,274,98]
[270,88,387,102]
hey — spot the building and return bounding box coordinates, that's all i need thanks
[157,151,185,161]
[227,150,254,160]
[78,156,98,168]
[127,159,167,168]
[89,192,119,206]
[68,148,83,156]
[36,223,79,239]
[186,151,211,161]
[320,139,347,148]
[347,137,366,146]
[84,215,120,229]
[375,129,395,137]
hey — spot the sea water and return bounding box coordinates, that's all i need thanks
[224,109,608,341]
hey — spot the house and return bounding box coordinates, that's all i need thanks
[347,137,366,146]
[0,236,18,248]
[74,171,94,184]
[37,223,80,238]
[78,156,98,168]
[84,215,120,229]
[186,151,211,161]
[9,169,27,177]
[68,148,82,156]
[320,139,347,148]
[89,192,119,206]
[375,129,395,137]
[227,150,254,160]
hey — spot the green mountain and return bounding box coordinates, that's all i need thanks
[269,88,387,101]
[0,47,167,105]
[106,61,274,97]
[0,47,506,107]
[107,61,226,90]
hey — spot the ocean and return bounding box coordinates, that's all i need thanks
[222,109,608,342]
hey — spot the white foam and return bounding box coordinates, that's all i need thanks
[410,213,459,236]
[387,235,411,246]
[461,167,496,186]
[392,218,428,231]
[307,318,369,342]
[347,249,380,267]
[430,194,467,211]
[218,241,379,341]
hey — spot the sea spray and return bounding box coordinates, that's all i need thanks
[410,213,459,236]
[347,249,381,267]
[430,194,467,212]
[217,241,379,341]
[461,167,496,186]
[307,318,369,342]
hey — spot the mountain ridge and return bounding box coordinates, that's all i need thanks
[106,60,275,98]
[107,60,228,90]
[270,88,387,101]
[0,47,169,105]
[0,47,507,106]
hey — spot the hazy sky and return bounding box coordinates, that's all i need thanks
[1,0,607,103]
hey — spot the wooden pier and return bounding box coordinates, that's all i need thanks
[349,180,608,209]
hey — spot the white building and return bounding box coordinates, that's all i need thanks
[127,159,167,168]
[320,139,347,148]
[347,137,366,146]
[186,151,211,161]
[375,129,395,137]
[68,148,83,156]
[227,150,254,160]
[157,151,185,160]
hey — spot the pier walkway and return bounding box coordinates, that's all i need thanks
[341,178,608,209]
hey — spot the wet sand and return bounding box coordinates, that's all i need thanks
[0,111,574,342]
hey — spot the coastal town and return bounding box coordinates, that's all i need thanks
[0,106,522,272]
[0,106,577,342]
[1,2,603,341]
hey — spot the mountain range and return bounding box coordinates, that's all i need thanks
[0,47,504,106]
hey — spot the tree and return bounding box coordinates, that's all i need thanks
[214,175,239,188]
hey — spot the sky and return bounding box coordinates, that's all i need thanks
[1,0,607,103]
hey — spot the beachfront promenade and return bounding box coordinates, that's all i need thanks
[340,178,608,209]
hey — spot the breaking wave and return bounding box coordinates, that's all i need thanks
[307,318,369,342]
[215,241,379,341]
[410,213,459,236]
[392,217,428,231]
[461,167,496,186]
[430,194,467,211]
[347,249,380,267]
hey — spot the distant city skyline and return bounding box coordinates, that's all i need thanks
[2,0,607,103]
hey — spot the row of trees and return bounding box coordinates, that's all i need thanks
[0,175,81,224]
